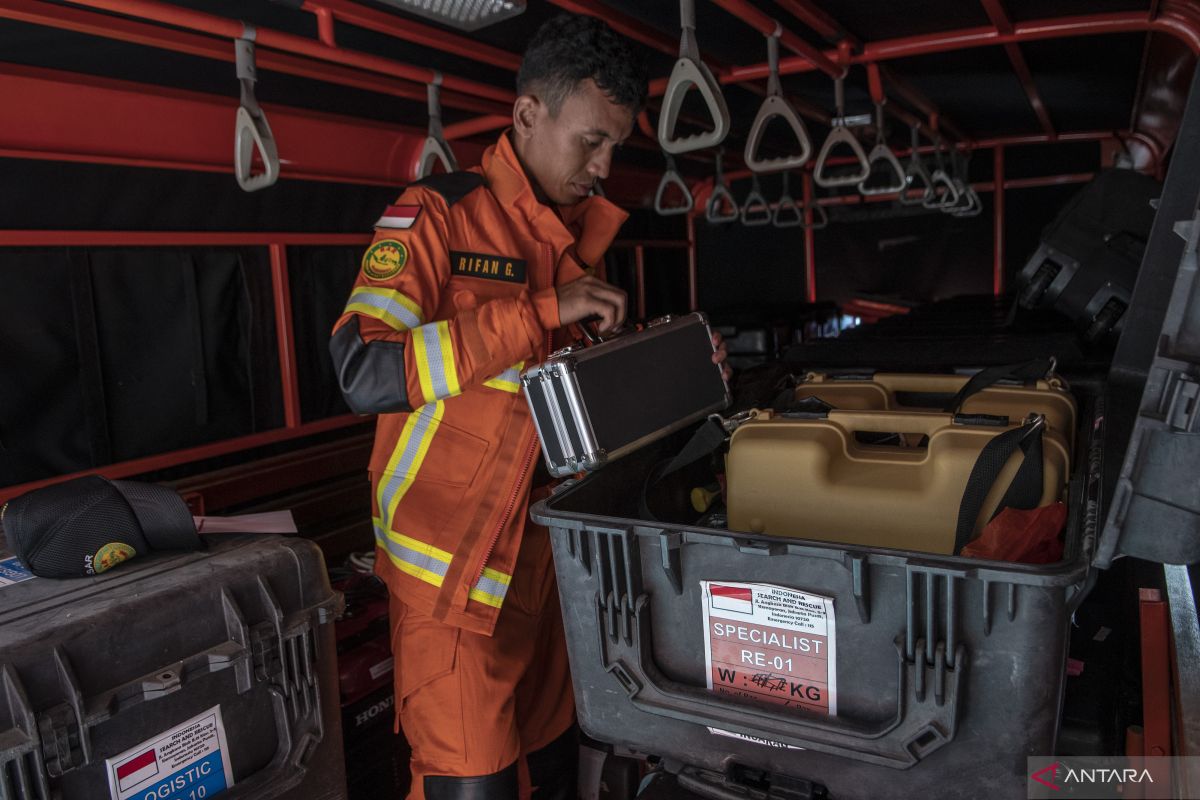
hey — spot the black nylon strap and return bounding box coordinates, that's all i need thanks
[953,420,1045,554]
[639,418,728,520]
[942,358,1055,413]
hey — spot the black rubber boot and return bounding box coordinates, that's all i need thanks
[424,763,519,800]
[526,726,579,800]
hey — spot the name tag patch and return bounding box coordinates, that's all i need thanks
[450,251,526,284]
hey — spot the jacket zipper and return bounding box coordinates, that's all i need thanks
[473,245,556,583]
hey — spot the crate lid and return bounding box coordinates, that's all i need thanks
[1094,61,1200,569]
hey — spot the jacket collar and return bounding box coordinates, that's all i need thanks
[481,131,628,268]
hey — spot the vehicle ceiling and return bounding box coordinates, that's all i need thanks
[0,0,1188,181]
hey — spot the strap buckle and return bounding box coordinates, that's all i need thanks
[708,409,757,434]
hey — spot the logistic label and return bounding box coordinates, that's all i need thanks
[0,556,34,587]
[701,581,837,716]
[106,706,235,800]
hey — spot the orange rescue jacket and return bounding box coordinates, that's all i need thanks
[331,132,627,635]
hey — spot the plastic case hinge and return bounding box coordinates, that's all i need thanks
[0,665,51,800]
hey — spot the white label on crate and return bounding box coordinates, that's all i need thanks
[705,727,804,750]
[0,556,34,587]
[701,581,837,716]
[368,656,394,681]
[106,706,235,800]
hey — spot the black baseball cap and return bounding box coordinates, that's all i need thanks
[1,475,201,578]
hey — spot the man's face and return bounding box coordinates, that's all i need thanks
[514,78,635,206]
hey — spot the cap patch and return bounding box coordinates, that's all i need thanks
[88,541,137,575]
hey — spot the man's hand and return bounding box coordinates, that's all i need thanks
[556,275,628,333]
[712,331,732,382]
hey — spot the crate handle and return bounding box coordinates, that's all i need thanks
[602,605,964,768]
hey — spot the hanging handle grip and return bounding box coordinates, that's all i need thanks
[658,0,730,154]
[740,175,772,226]
[655,154,694,216]
[899,126,934,206]
[234,29,279,192]
[858,104,907,196]
[772,172,804,228]
[813,75,870,187]
[705,149,739,223]
[744,31,813,173]
[415,73,458,180]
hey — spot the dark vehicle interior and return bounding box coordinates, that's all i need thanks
[0,1,1197,798]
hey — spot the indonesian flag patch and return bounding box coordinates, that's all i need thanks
[375,204,421,229]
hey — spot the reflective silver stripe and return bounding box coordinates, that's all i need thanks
[415,323,456,400]
[373,522,450,583]
[347,289,422,331]
[378,402,440,515]
[472,573,510,602]
[494,366,520,384]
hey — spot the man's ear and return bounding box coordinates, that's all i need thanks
[513,94,542,140]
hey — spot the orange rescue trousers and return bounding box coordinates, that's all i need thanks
[389,502,574,800]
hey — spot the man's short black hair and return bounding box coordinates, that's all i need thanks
[517,14,648,116]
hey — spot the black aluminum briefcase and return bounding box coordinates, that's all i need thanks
[521,312,730,478]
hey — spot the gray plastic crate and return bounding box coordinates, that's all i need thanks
[532,400,1109,799]
[0,534,346,800]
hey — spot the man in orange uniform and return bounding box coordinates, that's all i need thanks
[331,15,725,800]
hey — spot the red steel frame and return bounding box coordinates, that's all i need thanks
[3,0,1199,493]
[0,230,373,504]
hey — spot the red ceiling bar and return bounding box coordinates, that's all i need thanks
[443,115,511,141]
[0,63,443,185]
[993,145,1006,296]
[773,0,850,43]
[979,0,1056,138]
[65,0,515,104]
[269,243,303,429]
[0,414,371,504]
[0,0,510,117]
[714,10,1200,87]
[0,231,371,246]
[710,0,843,78]
[546,0,681,57]
[303,0,523,71]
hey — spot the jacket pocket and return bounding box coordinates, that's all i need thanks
[371,417,490,542]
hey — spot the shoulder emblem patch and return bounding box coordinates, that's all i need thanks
[375,204,421,230]
[363,239,408,281]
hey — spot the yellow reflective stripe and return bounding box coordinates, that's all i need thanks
[412,321,460,402]
[468,566,513,608]
[412,326,437,402]
[344,287,423,332]
[483,361,524,393]
[377,402,444,531]
[373,519,450,588]
[437,321,462,396]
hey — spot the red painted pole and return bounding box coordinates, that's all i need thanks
[803,172,817,303]
[270,244,303,429]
